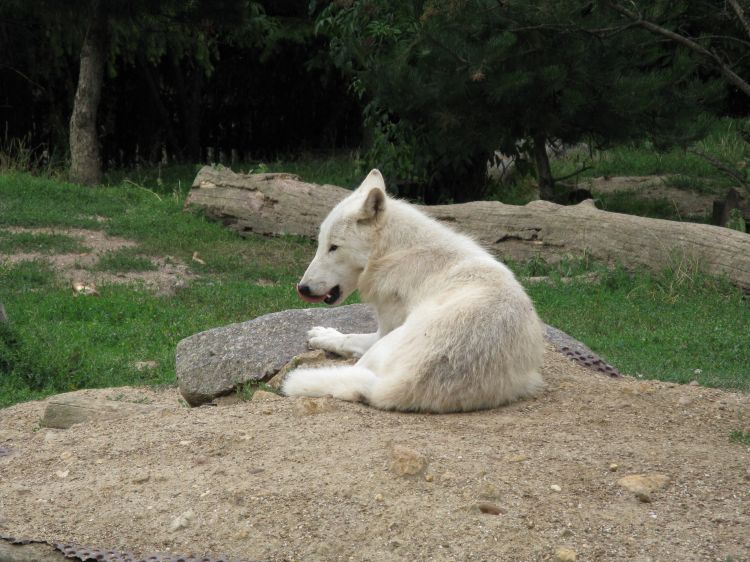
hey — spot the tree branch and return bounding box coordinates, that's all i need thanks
[728,0,750,42]
[693,34,750,50]
[0,65,46,92]
[687,148,749,191]
[423,33,470,65]
[607,1,750,98]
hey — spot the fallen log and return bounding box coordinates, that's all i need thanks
[186,166,750,292]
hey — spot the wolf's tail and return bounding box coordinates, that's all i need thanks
[281,365,378,403]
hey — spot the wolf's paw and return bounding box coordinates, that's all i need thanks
[307,326,345,353]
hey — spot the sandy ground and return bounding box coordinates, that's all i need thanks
[1,349,748,562]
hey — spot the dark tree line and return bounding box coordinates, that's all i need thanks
[1,0,748,201]
[0,0,363,183]
[318,0,749,202]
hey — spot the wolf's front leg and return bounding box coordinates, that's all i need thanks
[307,327,379,358]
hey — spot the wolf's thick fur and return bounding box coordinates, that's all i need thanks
[282,169,544,413]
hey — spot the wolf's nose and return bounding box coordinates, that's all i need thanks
[297,284,312,297]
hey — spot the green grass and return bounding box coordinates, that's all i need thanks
[520,259,750,391]
[94,249,157,273]
[729,430,750,445]
[0,261,310,407]
[257,151,366,188]
[595,191,685,220]
[0,170,316,407]
[104,163,202,198]
[0,171,151,229]
[236,380,280,401]
[662,174,717,194]
[1,165,748,408]
[102,151,366,199]
[0,259,58,290]
[0,231,88,254]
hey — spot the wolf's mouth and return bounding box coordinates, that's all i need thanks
[296,284,341,305]
[323,285,341,305]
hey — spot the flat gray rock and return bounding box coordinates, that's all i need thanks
[176,304,620,406]
[176,304,377,406]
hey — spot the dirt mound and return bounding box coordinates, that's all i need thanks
[0,349,748,562]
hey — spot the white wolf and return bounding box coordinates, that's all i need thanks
[282,169,544,413]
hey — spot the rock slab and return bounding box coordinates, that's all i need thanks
[176,304,377,406]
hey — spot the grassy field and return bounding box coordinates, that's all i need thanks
[516,258,749,391]
[0,171,315,406]
[1,144,749,407]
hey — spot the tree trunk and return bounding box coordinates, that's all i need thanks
[186,166,750,292]
[532,133,555,201]
[69,0,106,186]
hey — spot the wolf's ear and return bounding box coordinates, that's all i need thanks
[356,168,386,192]
[360,187,386,221]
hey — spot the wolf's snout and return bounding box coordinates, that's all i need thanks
[296,283,327,304]
[296,283,341,305]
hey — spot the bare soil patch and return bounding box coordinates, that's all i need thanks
[0,227,194,295]
[1,349,748,561]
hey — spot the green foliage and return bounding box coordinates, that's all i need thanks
[0,0,268,78]
[0,0,273,166]
[317,0,724,202]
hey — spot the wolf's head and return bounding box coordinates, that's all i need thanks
[297,169,386,306]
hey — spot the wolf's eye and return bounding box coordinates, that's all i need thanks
[328,244,339,252]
